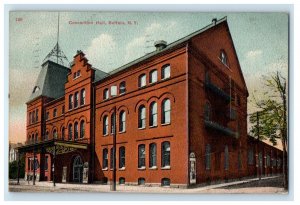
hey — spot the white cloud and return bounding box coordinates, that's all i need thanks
[85,34,116,72]
[246,50,263,58]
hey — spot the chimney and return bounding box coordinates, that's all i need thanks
[212,18,217,25]
[154,40,167,51]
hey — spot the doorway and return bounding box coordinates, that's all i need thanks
[73,155,83,183]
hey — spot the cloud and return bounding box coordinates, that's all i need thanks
[246,50,263,58]
[85,34,117,72]
[124,21,177,63]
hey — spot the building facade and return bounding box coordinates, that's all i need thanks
[18,17,283,188]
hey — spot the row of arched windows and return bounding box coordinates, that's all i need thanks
[69,89,86,110]
[102,111,126,135]
[68,120,85,140]
[29,109,38,125]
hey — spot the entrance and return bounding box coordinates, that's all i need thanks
[73,155,83,183]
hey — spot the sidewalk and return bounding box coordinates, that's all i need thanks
[9,175,286,193]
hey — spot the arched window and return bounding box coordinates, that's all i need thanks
[103,88,109,100]
[162,99,171,124]
[220,50,228,66]
[119,81,126,94]
[80,89,86,105]
[138,74,146,88]
[74,92,79,108]
[149,143,157,167]
[110,147,114,169]
[32,111,35,123]
[45,131,49,141]
[205,144,211,170]
[224,145,229,170]
[80,120,85,138]
[119,146,125,169]
[161,141,170,167]
[61,127,65,140]
[69,94,73,110]
[103,148,108,169]
[161,178,170,186]
[161,64,170,79]
[74,122,79,140]
[149,69,158,83]
[204,102,211,121]
[119,111,126,132]
[53,129,57,139]
[138,105,146,129]
[138,178,145,185]
[138,144,146,168]
[53,108,57,118]
[103,115,108,135]
[149,102,157,127]
[68,124,73,140]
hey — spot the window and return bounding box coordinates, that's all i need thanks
[111,113,115,134]
[32,111,35,123]
[74,122,79,140]
[204,102,211,121]
[44,156,48,171]
[73,72,76,79]
[74,92,79,108]
[138,178,145,185]
[138,105,146,129]
[110,148,114,169]
[149,69,158,83]
[69,94,73,110]
[45,131,49,141]
[62,105,65,115]
[162,99,171,124]
[248,148,254,165]
[161,178,170,186]
[161,64,170,79]
[205,144,211,170]
[103,88,109,100]
[61,127,65,140]
[220,50,228,66]
[68,124,73,140]
[138,144,146,168]
[103,148,108,169]
[119,111,126,132]
[80,89,86,105]
[53,108,57,118]
[162,141,170,167]
[29,112,32,124]
[80,120,85,138]
[103,115,108,135]
[53,129,57,139]
[224,145,229,170]
[119,177,125,185]
[150,102,157,127]
[138,74,146,88]
[33,86,40,93]
[119,146,125,169]
[119,81,126,94]
[36,109,38,122]
[149,143,157,167]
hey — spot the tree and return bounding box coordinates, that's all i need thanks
[249,71,288,190]
[9,154,25,179]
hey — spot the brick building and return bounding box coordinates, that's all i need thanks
[16,17,283,188]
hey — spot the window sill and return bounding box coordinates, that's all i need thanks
[161,77,170,81]
[161,123,171,126]
[119,167,126,171]
[119,131,126,134]
[138,127,146,130]
[102,168,108,171]
[149,166,158,170]
[103,134,109,137]
[138,167,146,170]
[149,125,157,129]
[161,166,171,170]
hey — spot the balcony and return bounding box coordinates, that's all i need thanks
[204,120,238,138]
[205,78,231,102]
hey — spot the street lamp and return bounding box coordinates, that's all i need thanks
[110,85,117,191]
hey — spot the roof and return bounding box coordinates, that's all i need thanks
[93,67,109,82]
[27,60,70,103]
[103,17,228,78]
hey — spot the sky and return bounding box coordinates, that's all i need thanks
[9,12,288,145]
